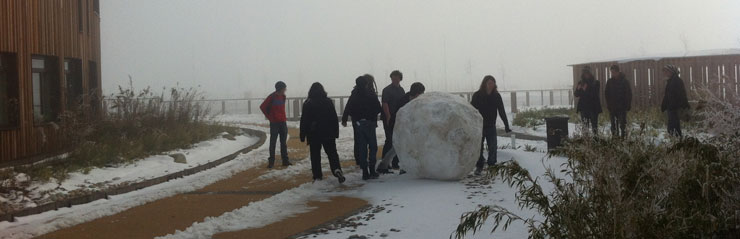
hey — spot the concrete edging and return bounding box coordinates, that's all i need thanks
[0,128,266,223]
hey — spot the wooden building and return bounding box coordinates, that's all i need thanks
[570,49,740,110]
[1,0,101,163]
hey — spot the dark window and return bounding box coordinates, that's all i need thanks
[0,52,19,129]
[78,0,84,33]
[93,0,99,15]
[65,58,83,111]
[89,61,100,115]
[32,55,61,124]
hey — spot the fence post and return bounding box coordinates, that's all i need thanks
[525,91,530,107]
[247,100,251,114]
[568,90,573,106]
[339,97,344,114]
[293,99,300,120]
[549,91,554,106]
[510,92,518,113]
[221,101,226,114]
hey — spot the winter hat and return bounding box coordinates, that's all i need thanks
[609,64,620,71]
[582,66,592,74]
[390,70,403,80]
[275,81,287,91]
[409,82,425,96]
[664,65,679,76]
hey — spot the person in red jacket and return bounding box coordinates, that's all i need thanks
[260,81,292,168]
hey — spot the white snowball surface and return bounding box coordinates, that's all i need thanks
[393,92,483,181]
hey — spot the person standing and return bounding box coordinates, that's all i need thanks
[381,70,405,170]
[260,81,292,168]
[471,75,512,176]
[376,82,425,174]
[342,76,382,180]
[660,65,690,137]
[574,66,603,134]
[300,82,345,183]
[604,65,632,138]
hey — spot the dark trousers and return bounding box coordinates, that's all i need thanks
[667,110,682,137]
[580,111,599,134]
[354,120,378,170]
[609,111,628,137]
[476,127,497,168]
[269,122,289,164]
[309,138,341,180]
[381,120,399,168]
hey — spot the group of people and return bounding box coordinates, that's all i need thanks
[260,71,513,183]
[574,64,690,137]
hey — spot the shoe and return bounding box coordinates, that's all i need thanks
[377,168,394,174]
[282,161,293,167]
[474,167,483,176]
[399,169,406,175]
[362,168,370,180]
[313,177,323,183]
[267,160,275,169]
[334,169,346,184]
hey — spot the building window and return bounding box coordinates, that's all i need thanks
[32,55,61,124]
[78,0,84,33]
[65,58,83,111]
[89,61,100,115]
[0,52,19,129]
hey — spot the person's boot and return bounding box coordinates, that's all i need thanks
[376,164,394,174]
[281,157,292,167]
[361,167,370,180]
[474,167,483,176]
[369,167,379,179]
[267,158,275,169]
[334,169,346,184]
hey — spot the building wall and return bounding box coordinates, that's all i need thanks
[572,55,740,110]
[0,0,101,162]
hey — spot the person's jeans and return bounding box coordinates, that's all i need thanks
[580,111,599,134]
[269,122,289,164]
[667,110,682,138]
[309,138,341,180]
[476,127,497,168]
[609,111,628,137]
[381,120,399,168]
[355,120,378,170]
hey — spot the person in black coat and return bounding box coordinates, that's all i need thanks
[604,65,632,137]
[300,82,345,183]
[342,76,383,180]
[574,66,602,134]
[471,75,512,176]
[660,65,690,137]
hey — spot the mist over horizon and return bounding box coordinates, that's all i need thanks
[101,0,740,99]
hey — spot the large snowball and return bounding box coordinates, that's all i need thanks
[393,92,483,181]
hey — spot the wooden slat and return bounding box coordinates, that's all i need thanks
[1,0,101,162]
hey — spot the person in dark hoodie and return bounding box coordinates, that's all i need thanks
[300,82,345,183]
[471,75,512,176]
[260,81,292,168]
[604,65,632,138]
[376,82,426,174]
[574,66,603,134]
[381,70,405,170]
[342,76,383,180]
[660,65,690,137]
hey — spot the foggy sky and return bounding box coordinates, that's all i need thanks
[101,0,740,99]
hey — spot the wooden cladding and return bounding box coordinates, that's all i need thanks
[572,54,740,110]
[0,0,101,162]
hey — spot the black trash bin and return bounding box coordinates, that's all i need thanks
[545,116,569,150]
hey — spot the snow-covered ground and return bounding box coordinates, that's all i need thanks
[160,114,562,239]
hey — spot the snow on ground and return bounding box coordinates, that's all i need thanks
[162,114,563,239]
[0,127,263,239]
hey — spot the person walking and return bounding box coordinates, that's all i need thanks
[574,66,603,134]
[342,76,383,180]
[471,75,511,176]
[300,82,345,183]
[604,65,632,138]
[381,70,405,170]
[376,82,425,174]
[260,81,292,168]
[660,65,690,137]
